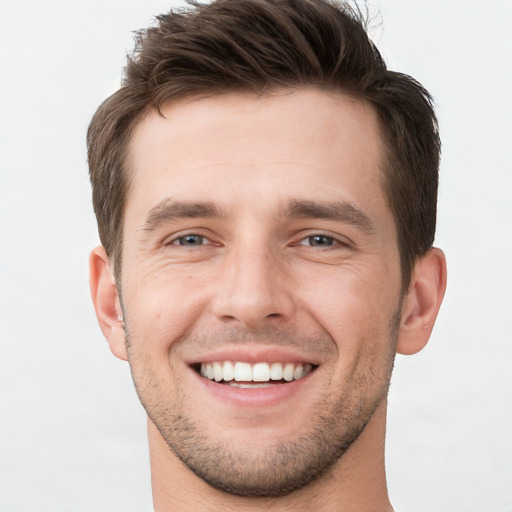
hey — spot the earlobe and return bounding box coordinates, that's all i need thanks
[396,248,447,355]
[89,246,128,361]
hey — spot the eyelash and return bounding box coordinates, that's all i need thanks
[299,235,335,247]
[164,231,350,250]
[293,231,350,249]
[165,233,214,247]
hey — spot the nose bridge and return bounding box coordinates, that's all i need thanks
[213,234,293,328]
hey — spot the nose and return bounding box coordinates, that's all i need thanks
[211,243,295,329]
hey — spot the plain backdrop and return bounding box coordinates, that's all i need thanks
[1,1,511,511]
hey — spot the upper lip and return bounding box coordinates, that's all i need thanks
[183,346,323,366]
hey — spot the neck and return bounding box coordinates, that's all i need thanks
[148,399,393,512]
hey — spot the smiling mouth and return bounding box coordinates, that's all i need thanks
[195,361,315,388]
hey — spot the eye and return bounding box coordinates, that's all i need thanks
[171,234,208,246]
[299,234,336,247]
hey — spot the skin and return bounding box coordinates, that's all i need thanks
[90,89,447,511]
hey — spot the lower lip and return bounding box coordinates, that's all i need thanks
[191,368,314,407]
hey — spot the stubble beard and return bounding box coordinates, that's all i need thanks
[124,317,399,498]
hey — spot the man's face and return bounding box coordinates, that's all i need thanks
[119,89,403,496]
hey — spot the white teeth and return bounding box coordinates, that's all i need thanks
[270,362,283,380]
[234,362,252,381]
[229,382,272,388]
[223,361,235,381]
[213,362,223,382]
[293,365,304,380]
[283,363,294,382]
[198,361,313,384]
[252,362,270,382]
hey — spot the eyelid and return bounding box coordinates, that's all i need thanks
[162,229,219,247]
[291,230,353,248]
[160,228,352,248]
[171,234,207,246]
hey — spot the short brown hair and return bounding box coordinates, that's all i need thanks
[87,0,440,288]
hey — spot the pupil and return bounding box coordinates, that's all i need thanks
[311,235,332,246]
[181,235,202,245]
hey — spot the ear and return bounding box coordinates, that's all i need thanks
[89,246,128,361]
[396,248,447,355]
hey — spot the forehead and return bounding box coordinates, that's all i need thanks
[125,89,389,223]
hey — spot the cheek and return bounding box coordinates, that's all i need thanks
[123,267,210,343]
[298,262,401,360]
[121,271,213,401]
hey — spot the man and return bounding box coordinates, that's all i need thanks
[88,0,447,510]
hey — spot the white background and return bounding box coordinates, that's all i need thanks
[1,1,511,511]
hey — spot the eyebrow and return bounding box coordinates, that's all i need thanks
[141,197,375,234]
[282,199,376,234]
[142,198,227,231]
